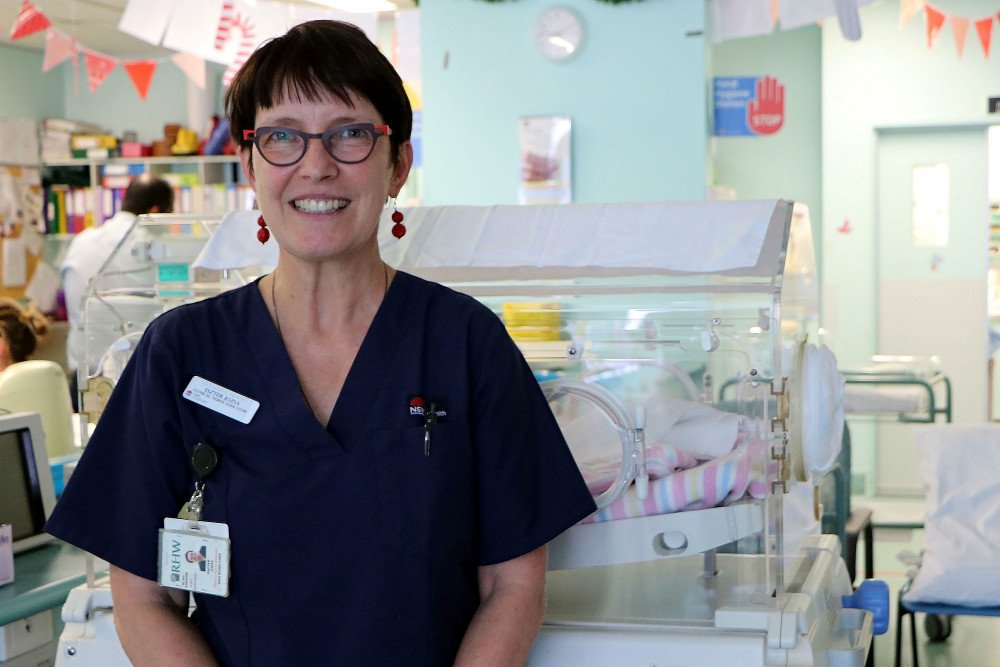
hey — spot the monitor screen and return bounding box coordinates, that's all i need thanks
[0,412,55,553]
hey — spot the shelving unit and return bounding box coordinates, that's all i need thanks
[43,154,240,188]
[41,155,252,234]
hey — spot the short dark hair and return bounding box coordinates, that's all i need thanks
[225,20,412,166]
[122,174,174,215]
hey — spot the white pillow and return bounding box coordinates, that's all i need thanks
[904,424,1000,607]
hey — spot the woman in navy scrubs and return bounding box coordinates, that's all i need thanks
[46,19,595,667]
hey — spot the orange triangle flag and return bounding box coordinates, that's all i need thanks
[975,17,993,57]
[10,0,50,41]
[124,60,157,101]
[925,4,946,49]
[83,50,118,93]
[951,15,970,57]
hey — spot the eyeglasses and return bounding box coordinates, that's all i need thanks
[242,123,392,167]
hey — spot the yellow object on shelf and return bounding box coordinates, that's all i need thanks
[502,302,562,342]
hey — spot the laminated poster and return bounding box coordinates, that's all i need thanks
[518,116,572,205]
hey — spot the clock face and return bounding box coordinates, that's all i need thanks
[534,7,584,62]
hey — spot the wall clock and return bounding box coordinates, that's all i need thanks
[533,7,585,62]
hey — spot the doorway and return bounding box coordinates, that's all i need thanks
[873,124,989,495]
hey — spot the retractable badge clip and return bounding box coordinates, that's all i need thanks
[177,442,218,525]
[159,442,231,597]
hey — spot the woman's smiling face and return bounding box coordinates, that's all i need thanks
[241,87,411,264]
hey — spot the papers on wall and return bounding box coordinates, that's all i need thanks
[24,260,59,313]
[0,118,39,165]
[2,236,27,288]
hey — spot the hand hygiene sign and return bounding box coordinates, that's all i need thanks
[713,76,785,137]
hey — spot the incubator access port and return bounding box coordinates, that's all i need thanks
[653,530,689,556]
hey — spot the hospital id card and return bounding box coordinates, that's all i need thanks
[158,518,230,597]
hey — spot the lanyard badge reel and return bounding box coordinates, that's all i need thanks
[158,442,231,596]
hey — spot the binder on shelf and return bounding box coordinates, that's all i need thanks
[54,187,67,234]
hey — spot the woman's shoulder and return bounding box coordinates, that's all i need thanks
[395,271,502,329]
[145,280,260,335]
[396,271,493,313]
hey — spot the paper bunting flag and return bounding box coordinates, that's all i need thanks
[83,50,118,93]
[124,60,157,100]
[711,0,774,43]
[171,52,206,89]
[9,0,50,41]
[978,16,995,57]
[898,0,923,28]
[43,30,77,72]
[925,4,946,49]
[951,15,970,57]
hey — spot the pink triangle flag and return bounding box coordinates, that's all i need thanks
[951,15,970,57]
[898,0,923,28]
[925,4,946,48]
[171,52,205,89]
[975,16,994,57]
[124,60,157,101]
[83,50,118,93]
[10,0,50,41]
[42,29,77,72]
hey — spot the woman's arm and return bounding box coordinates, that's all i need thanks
[453,544,548,667]
[109,565,220,667]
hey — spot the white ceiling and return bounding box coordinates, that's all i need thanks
[0,0,410,59]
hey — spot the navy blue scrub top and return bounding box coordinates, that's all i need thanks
[46,271,596,667]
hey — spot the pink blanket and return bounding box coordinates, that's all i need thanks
[581,436,768,524]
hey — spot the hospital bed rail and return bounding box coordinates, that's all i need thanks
[841,368,952,424]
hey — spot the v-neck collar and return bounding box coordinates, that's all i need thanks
[244,272,410,452]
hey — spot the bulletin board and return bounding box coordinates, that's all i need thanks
[0,165,47,304]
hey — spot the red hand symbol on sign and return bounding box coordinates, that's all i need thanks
[747,76,784,135]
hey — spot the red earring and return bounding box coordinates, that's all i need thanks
[257,215,270,244]
[391,202,406,239]
[392,211,406,239]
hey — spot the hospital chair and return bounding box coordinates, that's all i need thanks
[893,424,1000,667]
[0,359,75,458]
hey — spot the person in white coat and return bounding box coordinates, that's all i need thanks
[60,173,174,406]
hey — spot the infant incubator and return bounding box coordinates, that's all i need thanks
[58,201,885,666]
[380,199,885,666]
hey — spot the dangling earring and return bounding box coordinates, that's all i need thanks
[257,215,270,244]
[390,199,406,239]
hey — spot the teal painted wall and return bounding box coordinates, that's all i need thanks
[0,44,62,120]
[59,60,227,143]
[710,26,822,265]
[821,0,1000,368]
[419,0,709,205]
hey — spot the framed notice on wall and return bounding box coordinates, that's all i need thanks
[518,116,572,205]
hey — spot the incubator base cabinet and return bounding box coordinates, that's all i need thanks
[55,584,131,667]
[531,535,875,667]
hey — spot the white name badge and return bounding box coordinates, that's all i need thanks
[159,518,230,597]
[183,376,259,424]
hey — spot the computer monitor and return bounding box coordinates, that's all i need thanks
[0,411,56,553]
